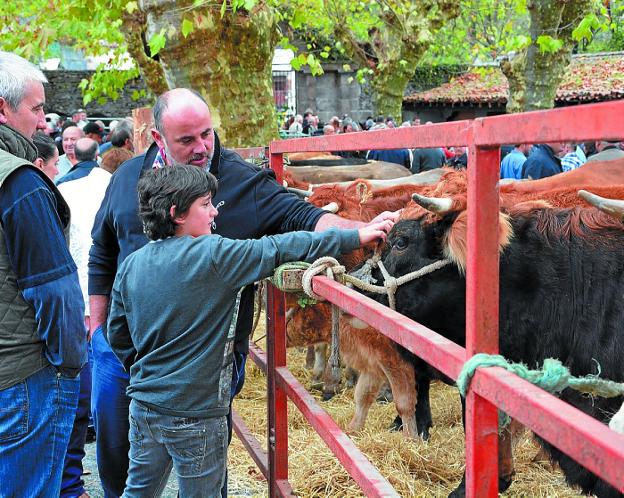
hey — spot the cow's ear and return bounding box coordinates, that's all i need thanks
[443,211,513,274]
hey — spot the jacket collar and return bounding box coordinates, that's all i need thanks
[0,124,38,163]
[72,160,99,170]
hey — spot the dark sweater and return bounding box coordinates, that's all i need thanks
[521,144,562,179]
[367,148,411,169]
[89,134,326,353]
[107,229,359,417]
[411,148,446,173]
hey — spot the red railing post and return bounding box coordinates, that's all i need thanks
[266,283,292,497]
[465,143,501,497]
[266,148,292,497]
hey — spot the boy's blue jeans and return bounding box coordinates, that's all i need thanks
[0,364,80,497]
[124,399,228,498]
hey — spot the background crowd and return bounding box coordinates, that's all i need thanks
[281,110,624,180]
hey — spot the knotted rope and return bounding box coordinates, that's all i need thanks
[300,257,346,384]
[342,255,453,311]
[457,353,624,430]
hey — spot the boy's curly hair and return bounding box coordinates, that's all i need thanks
[138,165,218,240]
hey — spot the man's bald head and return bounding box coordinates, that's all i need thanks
[153,88,209,134]
[75,137,98,162]
[151,88,215,169]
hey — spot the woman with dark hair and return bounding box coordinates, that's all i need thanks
[32,132,59,180]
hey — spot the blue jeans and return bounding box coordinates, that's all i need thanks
[124,400,228,498]
[62,344,93,498]
[0,365,80,497]
[221,351,247,498]
[91,324,131,498]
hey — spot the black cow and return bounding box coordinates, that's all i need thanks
[368,199,624,498]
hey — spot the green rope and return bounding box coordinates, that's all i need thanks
[457,354,624,432]
[271,262,317,307]
[457,353,624,399]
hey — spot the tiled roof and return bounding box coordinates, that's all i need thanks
[404,54,624,106]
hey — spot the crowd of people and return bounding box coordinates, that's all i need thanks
[500,139,624,180]
[282,111,623,179]
[0,51,397,498]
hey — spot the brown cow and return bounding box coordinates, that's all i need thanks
[285,161,410,188]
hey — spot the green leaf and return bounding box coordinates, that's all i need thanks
[320,51,329,58]
[181,18,194,38]
[78,78,89,91]
[535,35,563,53]
[220,0,227,18]
[125,1,138,13]
[148,28,167,56]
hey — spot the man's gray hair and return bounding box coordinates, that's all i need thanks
[0,51,47,110]
[110,126,133,147]
[153,88,208,133]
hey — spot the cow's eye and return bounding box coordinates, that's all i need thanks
[393,237,408,250]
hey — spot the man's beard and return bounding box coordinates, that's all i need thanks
[164,143,213,171]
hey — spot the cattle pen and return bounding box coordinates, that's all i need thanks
[231,100,624,497]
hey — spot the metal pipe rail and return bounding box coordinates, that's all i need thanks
[230,100,624,498]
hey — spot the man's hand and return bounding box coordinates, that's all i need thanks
[358,219,394,244]
[88,295,109,340]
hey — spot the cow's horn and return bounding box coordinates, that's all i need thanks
[321,202,339,213]
[287,186,313,198]
[411,193,453,213]
[579,190,624,220]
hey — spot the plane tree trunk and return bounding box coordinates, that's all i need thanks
[123,0,279,147]
[501,0,594,113]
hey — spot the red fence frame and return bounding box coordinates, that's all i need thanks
[232,100,624,497]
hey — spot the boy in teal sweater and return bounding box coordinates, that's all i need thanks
[107,165,392,497]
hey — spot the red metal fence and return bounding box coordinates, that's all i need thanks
[232,100,624,497]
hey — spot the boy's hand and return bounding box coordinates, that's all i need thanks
[358,219,394,244]
[369,210,401,224]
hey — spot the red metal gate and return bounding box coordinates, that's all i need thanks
[232,100,624,497]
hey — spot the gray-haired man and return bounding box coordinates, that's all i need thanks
[0,51,87,496]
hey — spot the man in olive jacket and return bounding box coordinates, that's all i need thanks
[0,51,86,497]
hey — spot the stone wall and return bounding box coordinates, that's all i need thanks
[295,63,468,125]
[296,64,374,124]
[43,70,153,120]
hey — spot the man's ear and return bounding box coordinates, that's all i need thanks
[0,97,9,125]
[151,128,165,149]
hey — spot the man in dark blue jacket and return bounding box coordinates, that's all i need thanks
[88,87,397,497]
[56,137,99,185]
[521,142,564,180]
